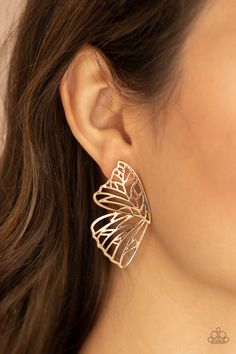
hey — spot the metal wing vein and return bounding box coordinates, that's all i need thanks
[91,161,151,268]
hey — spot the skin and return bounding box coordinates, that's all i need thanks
[60,0,236,352]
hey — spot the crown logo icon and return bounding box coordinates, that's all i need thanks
[208,327,229,344]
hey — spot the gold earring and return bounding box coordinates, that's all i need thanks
[90,160,151,268]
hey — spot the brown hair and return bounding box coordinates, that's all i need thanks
[0,1,209,353]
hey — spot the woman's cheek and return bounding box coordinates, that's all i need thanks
[176,52,236,202]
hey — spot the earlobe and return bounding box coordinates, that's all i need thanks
[59,46,133,178]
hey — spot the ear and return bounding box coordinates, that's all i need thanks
[59,44,134,179]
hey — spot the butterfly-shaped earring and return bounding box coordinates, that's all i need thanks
[90,160,151,268]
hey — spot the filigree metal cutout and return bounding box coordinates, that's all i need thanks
[90,160,151,268]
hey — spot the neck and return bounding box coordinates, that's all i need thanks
[80,228,236,353]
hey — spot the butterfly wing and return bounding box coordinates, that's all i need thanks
[91,212,149,268]
[91,161,151,268]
